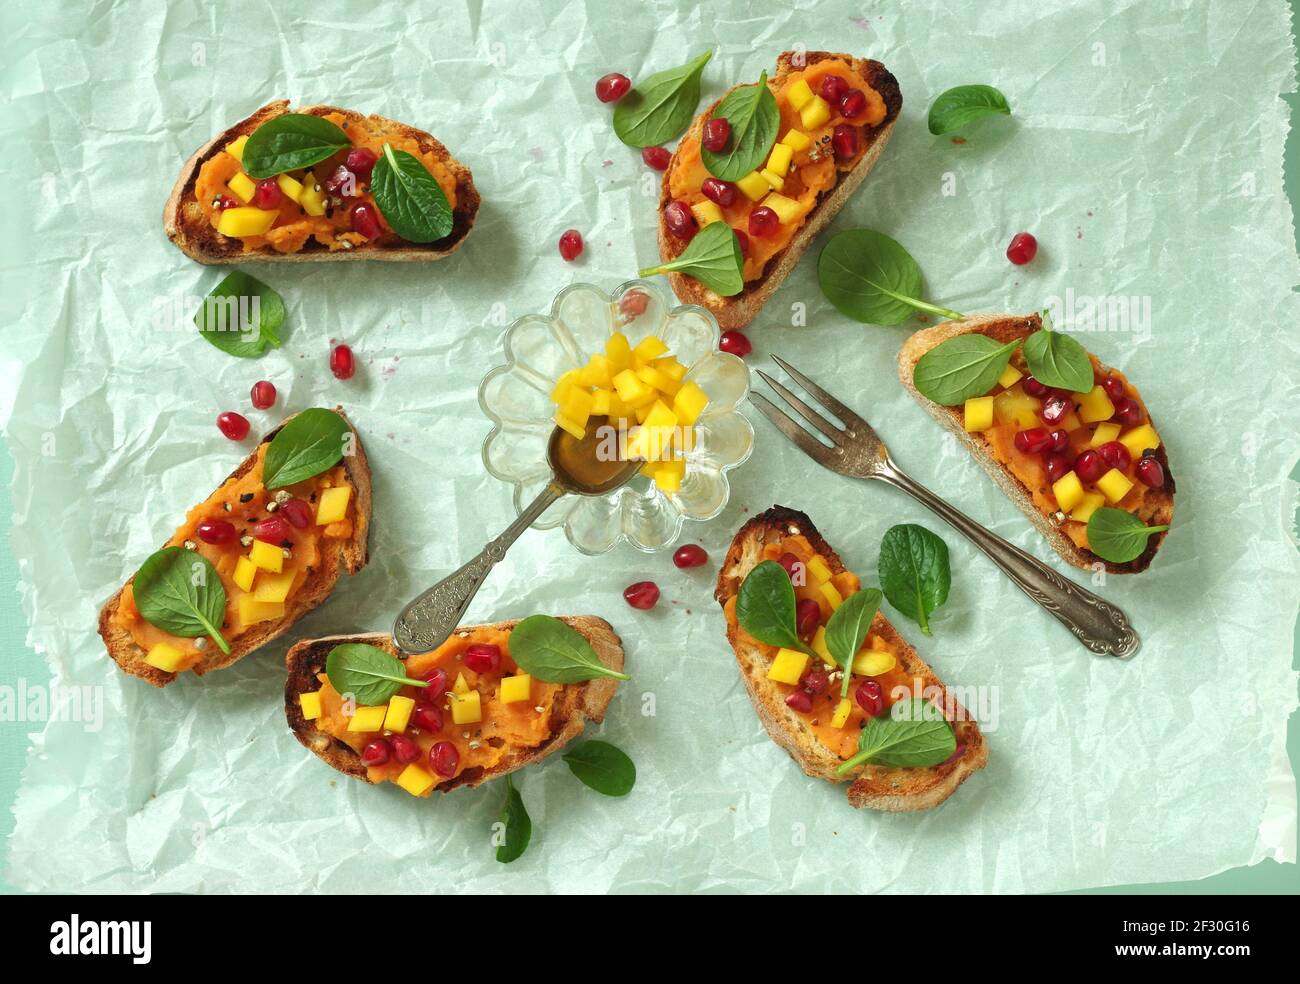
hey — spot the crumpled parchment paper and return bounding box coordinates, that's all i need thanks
[2,0,1296,893]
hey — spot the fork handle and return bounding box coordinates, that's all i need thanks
[878,465,1140,658]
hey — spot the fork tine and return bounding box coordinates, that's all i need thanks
[749,393,838,463]
[755,369,844,442]
[769,354,870,431]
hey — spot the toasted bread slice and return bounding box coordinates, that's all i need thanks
[98,408,371,687]
[165,100,479,263]
[284,618,624,793]
[715,506,986,812]
[657,51,902,330]
[898,314,1175,573]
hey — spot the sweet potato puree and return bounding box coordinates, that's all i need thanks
[669,58,886,282]
[723,533,917,761]
[312,627,561,789]
[193,112,459,253]
[113,444,356,671]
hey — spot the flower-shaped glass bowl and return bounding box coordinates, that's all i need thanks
[479,281,754,554]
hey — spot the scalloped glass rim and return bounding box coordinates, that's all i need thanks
[478,280,754,555]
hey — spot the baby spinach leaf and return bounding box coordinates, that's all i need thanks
[927,84,1011,136]
[193,271,285,359]
[241,113,351,179]
[613,50,713,148]
[495,775,532,864]
[261,408,351,490]
[878,524,951,637]
[562,740,636,797]
[836,698,957,772]
[824,588,883,698]
[639,220,743,296]
[325,643,427,706]
[912,334,1022,405]
[509,615,630,684]
[132,547,231,654]
[1023,327,1094,393]
[700,72,780,181]
[817,230,964,325]
[1086,508,1169,564]
[736,560,813,656]
[370,144,454,243]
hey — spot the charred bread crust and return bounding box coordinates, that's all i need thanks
[715,506,987,812]
[657,52,902,330]
[284,617,624,793]
[97,407,371,687]
[164,100,480,263]
[897,314,1175,574]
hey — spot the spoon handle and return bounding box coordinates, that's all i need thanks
[392,482,565,656]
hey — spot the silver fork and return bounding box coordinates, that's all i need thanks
[752,355,1139,659]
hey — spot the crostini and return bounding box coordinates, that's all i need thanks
[165,100,479,262]
[715,506,986,812]
[657,51,901,330]
[898,313,1174,573]
[99,407,371,686]
[285,618,625,796]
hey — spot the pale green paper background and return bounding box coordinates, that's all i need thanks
[2,0,1298,893]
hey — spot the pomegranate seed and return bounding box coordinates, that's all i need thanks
[820,74,849,103]
[663,200,697,239]
[1022,375,1049,397]
[216,412,250,441]
[855,679,885,717]
[623,580,660,610]
[196,519,237,545]
[250,380,276,410]
[214,194,239,210]
[281,498,313,529]
[673,544,709,569]
[785,690,813,713]
[1014,428,1053,454]
[350,202,381,239]
[1048,429,1071,453]
[1097,441,1132,472]
[389,734,420,764]
[323,165,357,197]
[777,552,803,582]
[641,146,671,171]
[253,179,282,210]
[1112,396,1143,426]
[803,669,830,695]
[419,667,449,695]
[702,117,731,152]
[360,739,390,766]
[1137,453,1165,489]
[1039,392,1071,425]
[619,290,649,318]
[430,740,459,778]
[463,643,502,674]
[254,516,290,544]
[595,73,632,103]
[796,598,821,636]
[831,124,858,160]
[701,177,736,207]
[1074,449,1107,483]
[1102,375,1126,401]
[733,228,750,258]
[1006,232,1038,265]
[344,147,377,180]
[719,330,752,357]
[1045,451,1075,484]
[558,228,584,261]
[839,89,868,120]
[412,703,443,732]
[748,206,779,238]
[330,343,355,380]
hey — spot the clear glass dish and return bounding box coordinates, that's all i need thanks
[478,281,754,554]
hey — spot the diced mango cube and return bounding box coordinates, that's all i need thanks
[299,691,322,721]
[560,387,593,427]
[252,569,295,604]
[1096,468,1134,504]
[994,386,1042,429]
[767,648,809,685]
[806,555,832,585]
[963,396,995,432]
[811,626,832,666]
[762,192,801,225]
[453,672,469,695]
[818,581,844,611]
[1119,424,1160,458]
[276,173,304,203]
[612,368,653,404]
[227,171,256,204]
[780,128,811,152]
[316,485,352,526]
[690,199,724,227]
[238,594,283,625]
[500,674,531,704]
[1069,492,1106,524]
[853,649,897,676]
[145,642,185,673]
[549,369,582,404]
[997,363,1023,389]
[1052,471,1085,512]
[216,206,277,237]
[225,135,248,162]
[635,363,678,396]
[786,78,815,111]
[766,142,793,175]
[299,176,326,216]
[605,332,633,371]
[759,168,785,192]
[654,459,685,493]
[249,538,283,573]
[830,698,853,728]
[799,94,831,130]
[554,413,586,440]
[672,381,709,425]
[591,389,612,415]
[631,335,669,365]
[736,171,770,201]
[233,555,257,592]
[1077,385,1115,423]
[383,695,415,733]
[346,705,388,733]
[652,357,688,382]
[451,689,482,725]
[1089,422,1122,448]
[395,764,436,796]
[578,354,613,390]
